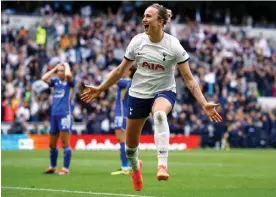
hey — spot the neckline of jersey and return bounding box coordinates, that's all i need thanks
[147,31,165,44]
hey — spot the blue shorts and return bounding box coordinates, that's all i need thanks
[50,114,73,134]
[114,116,127,131]
[128,90,176,119]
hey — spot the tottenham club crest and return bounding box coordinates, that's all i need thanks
[162,53,167,61]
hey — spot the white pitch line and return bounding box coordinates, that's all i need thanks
[1,186,158,197]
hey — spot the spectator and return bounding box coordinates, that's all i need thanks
[1,4,276,149]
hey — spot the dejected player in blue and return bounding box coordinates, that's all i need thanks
[42,62,75,175]
[111,66,136,175]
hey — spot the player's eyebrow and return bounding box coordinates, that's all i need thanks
[143,13,152,18]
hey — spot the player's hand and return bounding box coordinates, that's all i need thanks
[80,85,102,103]
[203,103,222,122]
[63,62,71,69]
[54,63,64,73]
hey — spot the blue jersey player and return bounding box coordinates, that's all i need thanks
[42,62,75,175]
[111,67,136,175]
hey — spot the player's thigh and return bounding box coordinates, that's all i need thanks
[49,133,60,148]
[58,114,72,132]
[58,114,72,147]
[126,95,152,147]
[152,97,172,114]
[152,91,176,114]
[60,131,71,147]
[49,116,60,148]
[127,95,152,119]
[50,115,59,135]
[126,118,147,148]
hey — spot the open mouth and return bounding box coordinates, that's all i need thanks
[144,25,149,30]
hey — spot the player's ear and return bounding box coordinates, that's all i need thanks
[157,16,163,25]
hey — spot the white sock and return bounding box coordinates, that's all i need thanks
[125,146,139,171]
[221,139,226,150]
[153,111,170,169]
[215,141,220,150]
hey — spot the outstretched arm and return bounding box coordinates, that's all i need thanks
[178,61,207,107]
[178,61,222,122]
[80,58,133,103]
[98,58,133,92]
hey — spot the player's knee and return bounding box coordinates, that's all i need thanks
[126,139,139,149]
[63,146,71,150]
[117,135,125,143]
[115,133,122,143]
[118,138,124,143]
[153,111,167,124]
[49,144,57,149]
[62,140,69,148]
[62,144,69,149]
[60,131,70,147]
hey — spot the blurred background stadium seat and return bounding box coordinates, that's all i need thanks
[1,1,276,149]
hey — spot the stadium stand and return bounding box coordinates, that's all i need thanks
[1,2,276,148]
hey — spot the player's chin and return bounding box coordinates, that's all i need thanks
[144,28,149,34]
[59,75,65,80]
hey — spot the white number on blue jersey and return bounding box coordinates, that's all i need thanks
[61,115,71,129]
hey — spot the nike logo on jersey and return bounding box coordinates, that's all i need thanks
[130,107,133,111]
[142,62,165,71]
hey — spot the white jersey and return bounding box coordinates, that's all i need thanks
[124,32,190,99]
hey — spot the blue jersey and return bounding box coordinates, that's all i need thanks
[50,77,75,116]
[114,78,132,117]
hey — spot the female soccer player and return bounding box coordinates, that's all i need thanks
[80,3,222,191]
[42,62,75,175]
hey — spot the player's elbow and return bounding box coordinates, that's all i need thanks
[41,75,48,83]
[65,73,72,79]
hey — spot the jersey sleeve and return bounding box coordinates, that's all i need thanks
[174,40,190,64]
[124,36,137,61]
[49,78,58,87]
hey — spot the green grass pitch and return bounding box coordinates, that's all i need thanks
[1,149,276,197]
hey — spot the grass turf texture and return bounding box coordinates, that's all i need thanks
[2,149,276,197]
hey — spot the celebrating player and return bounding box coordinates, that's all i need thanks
[111,67,136,176]
[42,62,75,175]
[80,3,222,191]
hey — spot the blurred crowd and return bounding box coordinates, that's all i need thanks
[1,4,276,148]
